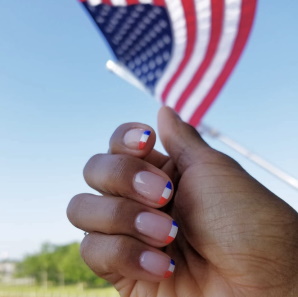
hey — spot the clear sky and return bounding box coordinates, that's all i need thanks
[0,0,297,260]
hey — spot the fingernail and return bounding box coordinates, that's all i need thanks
[135,212,178,244]
[123,129,151,150]
[140,251,175,278]
[133,172,172,204]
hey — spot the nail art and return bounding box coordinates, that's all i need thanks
[158,181,172,205]
[139,130,151,150]
[164,259,175,278]
[165,221,178,244]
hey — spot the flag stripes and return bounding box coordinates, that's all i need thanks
[79,0,257,126]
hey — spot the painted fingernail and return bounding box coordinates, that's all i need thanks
[139,130,151,150]
[140,251,175,278]
[123,129,151,150]
[135,212,178,244]
[133,172,172,204]
[166,221,179,244]
[159,181,172,205]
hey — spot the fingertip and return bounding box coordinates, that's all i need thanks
[158,106,209,172]
[133,172,174,207]
[109,123,156,157]
[125,129,152,150]
[139,251,176,279]
[157,181,173,206]
[80,233,175,284]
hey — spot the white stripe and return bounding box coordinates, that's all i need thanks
[180,0,242,122]
[111,0,127,5]
[87,0,102,6]
[165,0,212,108]
[169,224,178,238]
[140,133,150,143]
[138,0,154,4]
[168,262,175,273]
[162,187,171,199]
[155,0,187,101]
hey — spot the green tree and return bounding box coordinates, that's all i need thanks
[16,242,109,287]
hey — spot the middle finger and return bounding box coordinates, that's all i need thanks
[83,154,174,208]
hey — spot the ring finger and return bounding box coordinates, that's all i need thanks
[67,193,179,248]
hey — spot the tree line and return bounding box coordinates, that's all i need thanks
[16,242,109,288]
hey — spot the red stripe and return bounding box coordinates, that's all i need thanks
[189,0,257,126]
[126,0,140,4]
[102,0,112,4]
[153,0,166,6]
[175,0,224,112]
[161,0,197,102]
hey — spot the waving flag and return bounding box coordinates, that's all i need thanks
[79,0,257,127]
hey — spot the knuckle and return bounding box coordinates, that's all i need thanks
[80,234,96,268]
[66,194,86,227]
[83,154,102,185]
[81,233,141,281]
[110,155,130,180]
[80,235,89,261]
[103,156,136,196]
[106,200,127,234]
[108,236,131,269]
[83,154,136,195]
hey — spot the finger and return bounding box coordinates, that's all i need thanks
[83,154,174,207]
[109,123,156,156]
[109,122,169,168]
[81,233,176,284]
[158,107,245,174]
[67,193,178,247]
[158,107,211,173]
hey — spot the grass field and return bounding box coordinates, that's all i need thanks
[0,284,119,297]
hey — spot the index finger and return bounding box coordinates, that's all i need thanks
[109,122,169,168]
[109,123,156,157]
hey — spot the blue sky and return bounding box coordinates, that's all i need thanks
[0,0,297,260]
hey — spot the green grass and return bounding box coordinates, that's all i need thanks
[0,284,119,297]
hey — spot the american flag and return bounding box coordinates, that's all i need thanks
[79,0,257,127]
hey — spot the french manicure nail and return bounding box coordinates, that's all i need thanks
[135,212,178,244]
[133,172,172,204]
[140,251,175,278]
[139,130,151,150]
[158,181,172,205]
[123,129,151,150]
[165,221,179,244]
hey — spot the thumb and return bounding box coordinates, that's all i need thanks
[158,107,211,173]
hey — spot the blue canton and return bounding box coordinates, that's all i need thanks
[82,3,173,92]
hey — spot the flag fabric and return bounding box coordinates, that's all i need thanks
[79,0,257,127]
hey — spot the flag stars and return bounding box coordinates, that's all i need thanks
[163,51,170,61]
[135,68,141,76]
[147,72,155,81]
[135,5,145,13]
[142,64,149,73]
[96,16,105,24]
[149,60,156,69]
[90,4,172,91]
[155,55,163,65]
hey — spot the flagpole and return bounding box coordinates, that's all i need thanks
[106,60,298,191]
[198,124,298,190]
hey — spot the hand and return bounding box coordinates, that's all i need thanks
[67,107,298,297]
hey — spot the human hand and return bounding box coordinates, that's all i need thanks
[67,107,298,297]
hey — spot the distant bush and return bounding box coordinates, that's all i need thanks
[16,242,109,288]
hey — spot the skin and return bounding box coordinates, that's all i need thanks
[67,107,298,297]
